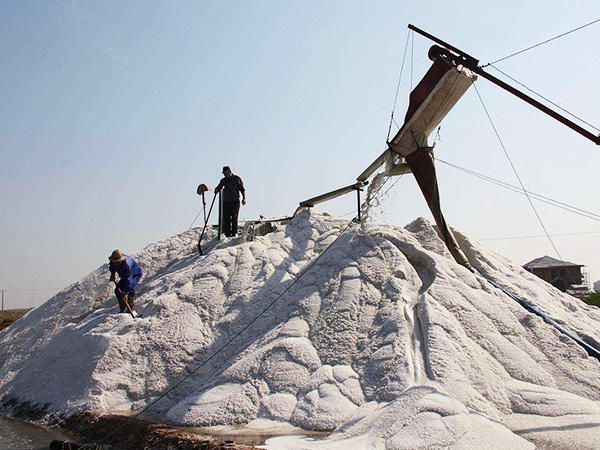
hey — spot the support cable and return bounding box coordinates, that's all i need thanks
[410,31,415,90]
[435,158,600,222]
[488,65,600,133]
[484,18,600,66]
[387,29,412,141]
[482,230,600,242]
[379,174,404,198]
[473,82,579,285]
[188,208,204,229]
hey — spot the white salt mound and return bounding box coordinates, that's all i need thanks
[1,211,600,449]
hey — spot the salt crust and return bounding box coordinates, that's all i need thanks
[1,211,599,449]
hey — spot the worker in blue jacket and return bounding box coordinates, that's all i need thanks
[108,249,143,313]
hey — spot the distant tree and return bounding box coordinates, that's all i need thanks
[583,292,600,308]
[0,309,29,331]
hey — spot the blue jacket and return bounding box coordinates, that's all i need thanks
[110,256,143,295]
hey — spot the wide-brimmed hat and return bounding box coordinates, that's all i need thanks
[222,166,232,174]
[109,249,125,263]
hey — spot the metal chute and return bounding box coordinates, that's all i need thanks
[296,42,477,268]
[360,49,476,268]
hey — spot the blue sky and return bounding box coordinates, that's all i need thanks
[1,1,599,308]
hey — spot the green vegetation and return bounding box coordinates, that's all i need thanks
[582,292,600,308]
[0,309,30,331]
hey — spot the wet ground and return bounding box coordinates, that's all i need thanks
[57,412,258,449]
[190,424,329,447]
[1,412,327,449]
[0,415,71,450]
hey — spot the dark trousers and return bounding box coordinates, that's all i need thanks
[114,274,142,310]
[115,274,142,298]
[222,201,240,237]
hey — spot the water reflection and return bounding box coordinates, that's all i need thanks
[0,416,69,450]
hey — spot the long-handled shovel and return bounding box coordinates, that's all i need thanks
[113,280,136,319]
[198,193,218,255]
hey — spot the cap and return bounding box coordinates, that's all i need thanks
[109,249,125,263]
[222,166,231,174]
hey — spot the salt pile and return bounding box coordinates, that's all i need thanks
[1,210,600,449]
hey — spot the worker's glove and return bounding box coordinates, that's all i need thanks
[110,274,116,282]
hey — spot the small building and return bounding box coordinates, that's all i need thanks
[523,256,585,293]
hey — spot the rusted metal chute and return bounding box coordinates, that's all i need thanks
[324,26,486,271]
[297,39,476,269]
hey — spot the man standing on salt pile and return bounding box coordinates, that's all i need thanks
[108,249,143,313]
[214,165,246,237]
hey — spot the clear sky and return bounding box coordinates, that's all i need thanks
[1,0,599,308]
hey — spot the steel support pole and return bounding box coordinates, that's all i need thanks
[218,191,223,239]
[356,187,361,221]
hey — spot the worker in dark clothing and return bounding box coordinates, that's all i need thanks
[109,249,143,313]
[214,166,246,237]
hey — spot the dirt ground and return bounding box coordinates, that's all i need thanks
[56,412,258,450]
